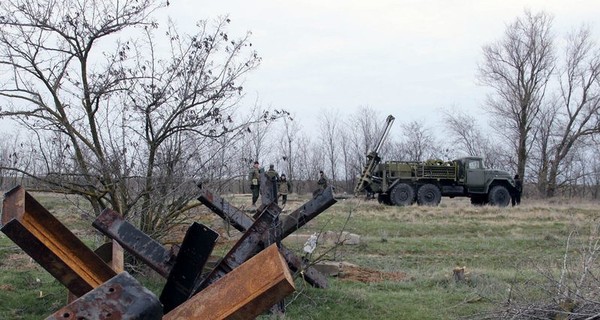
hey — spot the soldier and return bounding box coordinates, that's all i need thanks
[313,170,328,197]
[249,161,262,206]
[512,174,522,206]
[317,170,328,190]
[265,164,280,205]
[278,174,292,205]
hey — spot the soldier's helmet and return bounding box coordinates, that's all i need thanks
[269,164,274,169]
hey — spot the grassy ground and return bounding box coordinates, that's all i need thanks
[278,197,597,319]
[0,192,598,319]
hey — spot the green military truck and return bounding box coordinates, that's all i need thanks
[354,116,518,207]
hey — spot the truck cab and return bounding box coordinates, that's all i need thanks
[458,157,486,191]
[455,157,516,206]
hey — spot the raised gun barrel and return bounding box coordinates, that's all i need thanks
[354,115,395,195]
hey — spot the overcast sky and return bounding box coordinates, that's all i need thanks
[163,0,600,133]
[1,1,597,137]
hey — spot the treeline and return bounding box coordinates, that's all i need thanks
[4,102,599,200]
[0,2,599,239]
[197,105,600,200]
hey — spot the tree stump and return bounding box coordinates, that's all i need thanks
[453,266,465,283]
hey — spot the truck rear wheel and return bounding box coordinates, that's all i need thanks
[488,185,510,207]
[417,184,441,206]
[390,183,415,206]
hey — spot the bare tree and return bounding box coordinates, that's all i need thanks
[478,10,555,181]
[442,109,505,169]
[443,110,488,157]
[247,104,282,165]
[308,141,326,188]
[537,26,600,197]
[203,132,248,194]
[0,131,27,189]
[0,0,279,238]
[319,109,340,182]
[338,124,353,193]
[394,120,439,162]
[529,101,559,195]
[588,142,600,200]
[278,116,300,183]
[347,106,383,186]
[292,134,313,194]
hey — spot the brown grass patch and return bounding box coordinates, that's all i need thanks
[1,253,37,270]
[338,265,407,283]
[0,284,15,291]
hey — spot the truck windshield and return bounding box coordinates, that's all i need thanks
[468,160,481,169]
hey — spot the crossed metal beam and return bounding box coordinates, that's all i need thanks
[197,186,337,288]
[1,184,337,317]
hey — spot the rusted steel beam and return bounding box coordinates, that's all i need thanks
[1,186,116,297]
[190,202,281,296]
[160,222,219,313]
[92,208,174,278]
[47,272,162,320]
[197,188,329,288]
[164,244,295,320]
[68,241,125,303]
[279,246,328,288]
[263,186,335,288]
[198,186,337,241]
[280,185,337,239]
[197,189,254,231]
[260,171,278,205]
[94,241,125,273]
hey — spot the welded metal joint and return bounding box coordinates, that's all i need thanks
[190,202,282,296]
[197,188,330,289]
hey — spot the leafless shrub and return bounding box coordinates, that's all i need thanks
[472,225,600,319]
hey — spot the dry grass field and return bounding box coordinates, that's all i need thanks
[1,191,599,319]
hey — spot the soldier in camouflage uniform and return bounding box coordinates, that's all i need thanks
[511,174,522,206]
[313,170,328,197]
[249,161,262,206]
[317,170,328,190]
[278,174,292,205]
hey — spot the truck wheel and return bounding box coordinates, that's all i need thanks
[390,183,415,206]
[417,184,442,206]
[488,185,510,207]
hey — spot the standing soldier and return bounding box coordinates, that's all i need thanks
[249,161,262,206]
[317,170,328,190]
[512,174,522,206]
[265,164,280,204]
[278,174,292,205]
[313,170,328,197]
